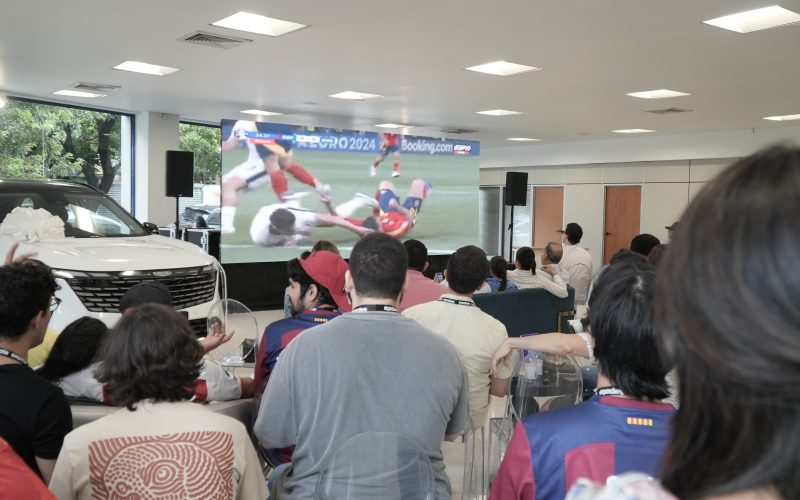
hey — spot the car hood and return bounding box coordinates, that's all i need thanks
[0,235,215,271]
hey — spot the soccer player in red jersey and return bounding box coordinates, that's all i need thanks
[371,133,401,178]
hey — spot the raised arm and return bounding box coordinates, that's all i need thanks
[491,333,591,376]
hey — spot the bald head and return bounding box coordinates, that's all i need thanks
[543,242,563,265]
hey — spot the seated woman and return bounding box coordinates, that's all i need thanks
[38,315,251,403]
[487,256,518,293]
[48,304,267,499]
[507,247,568,297]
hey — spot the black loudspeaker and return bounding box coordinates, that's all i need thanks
[504,172,528,206]
[165,150,194,197]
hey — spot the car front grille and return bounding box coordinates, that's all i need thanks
[57,266,217,313]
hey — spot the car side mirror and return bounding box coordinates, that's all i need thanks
[142,222,160,235]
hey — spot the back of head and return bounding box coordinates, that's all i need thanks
[119,281,172,313]
[515,247,536,272]
[587,260,667,401]
[311,239,340,255]
[646,243,668,270]
[657,144,800,499]
[95,304,203,410]
[544,242,563,264]
[446,246,488,294]
[609,248,647,266]
[489,256,508,279]
[349,233,407,300]
[37,317,109,382]
[630,233,661,256]
[564,222,583,244]
[403,239,428,272]
[0,261,57,339]
[291,250,351,311]
[270,208,296,231]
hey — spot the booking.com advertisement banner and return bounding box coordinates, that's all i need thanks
[219,119,480,263]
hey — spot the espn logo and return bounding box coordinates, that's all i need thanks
[453,144,472,156]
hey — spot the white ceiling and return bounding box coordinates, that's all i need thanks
[2,0,800,147]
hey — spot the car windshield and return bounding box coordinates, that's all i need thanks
[0,187,147,238]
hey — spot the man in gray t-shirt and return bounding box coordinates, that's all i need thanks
[255,233,470,500]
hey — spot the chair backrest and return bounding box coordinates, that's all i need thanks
[567,263,592,306]
[512,353,583,420]
[474,287,575,337]
[315,431,435,500]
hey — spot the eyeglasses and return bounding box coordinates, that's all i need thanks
[49,297,62,312]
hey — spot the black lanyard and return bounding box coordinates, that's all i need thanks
[438,297,475,307]
[596,386,625,396]
[0,348,28,367]
[352,304,400,313]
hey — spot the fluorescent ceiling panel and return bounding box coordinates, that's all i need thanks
[54,89,106,98]
[375,123,415,129]
[329,91,383,101]
[241,109,282,116]
[613,129,655,134]
[476,109,523,116]
[211,12,306,37]
[465,60,541,76]
[703,6,800,33]
[627,89,691,99]
[113,61,180,76]
[507,137,541,141]
[763,113,800,121]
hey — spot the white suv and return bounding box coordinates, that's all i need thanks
[0,180,222,334]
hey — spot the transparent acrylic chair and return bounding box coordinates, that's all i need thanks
[511,352,583,420]
[314,431,436,500]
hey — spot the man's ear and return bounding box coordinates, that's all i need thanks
[443,269,448,282]
[423,261,429,273]
[344,270,354,293]
[306,283,319,302]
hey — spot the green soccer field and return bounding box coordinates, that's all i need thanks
[220,147,479,263]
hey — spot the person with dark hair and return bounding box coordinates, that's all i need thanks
[0,258,71,484]
[405,246,512,428]
[488,256,518,292]
[490,260,674,499]
[49,304,267,499]
[37,317,109,395]
[400,239,447,309]
[652,144,800,500]
[646,243,668,270]
[507,246,568,297]
[255,233,469,499]
[630,233,661,256]
[559,222,594,283]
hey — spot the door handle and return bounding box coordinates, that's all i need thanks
[605,232,612,236]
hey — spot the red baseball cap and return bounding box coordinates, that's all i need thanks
[299,250,351,312]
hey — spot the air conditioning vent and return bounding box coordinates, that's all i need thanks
[646,107,692,115]
[180,31,251,49]
[441,127,478,134]
[71,82,121,93]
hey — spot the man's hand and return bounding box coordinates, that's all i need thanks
[199,321,235,353]
[541,264,558,276]
[3,242,37,266]
[491,340,514,377]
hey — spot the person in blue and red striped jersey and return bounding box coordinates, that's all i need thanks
[371,132,401,177]
[490,260,675,500]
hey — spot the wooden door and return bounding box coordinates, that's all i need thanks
[603,186,641,264]
[532,187,564,249]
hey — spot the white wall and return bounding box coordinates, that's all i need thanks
[134,112,180,225]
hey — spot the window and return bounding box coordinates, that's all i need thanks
[178,122,221,216]
[0,97,133,209]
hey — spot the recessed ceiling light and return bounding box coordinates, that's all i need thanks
[613,129,656,134]
[703,6,800,33]
[507,137,541,142]
[627,89,691,99]
[375,123,415,129]
[476,109,523,116]
[241,109,283,116]
[329,91,383,101]
[113,61,180,76]
[763,113,800,121]
[211,12,307,37]
[53,89,106,98]
[465,60,541,76]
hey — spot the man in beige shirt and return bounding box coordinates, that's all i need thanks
[404,245,513,429]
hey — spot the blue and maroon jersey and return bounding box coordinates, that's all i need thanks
[254,309,341,395]
[490,394,674,500]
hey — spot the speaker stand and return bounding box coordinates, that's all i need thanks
[173,196,181,240]
[508,204,515,263]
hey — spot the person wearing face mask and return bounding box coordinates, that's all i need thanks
[254,250,351,396]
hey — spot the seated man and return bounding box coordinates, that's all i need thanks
[538,242,569,282]
[255,233,469,499]
[490,260,674,499]
[507,247,568,297]
[404,245,512,429]
[399,239,447,309]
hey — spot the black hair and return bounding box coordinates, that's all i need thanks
[489,256,510,292]
[446,246,488,294]
[657,144,800,499]
[609,248,647,266]
[362,216,380,232]
[630,233,661,256]
[269,208,296,231]
[403,239,428,271]
[286,258,336,309]
[544,242,563,264]
[646,243,668,270]
[564,222,583,244]
[37,317,109,382]
[311,240,340,255]
[349,233,407,299]
[587,260,668,400]
[0,260,58,339]
[95,304,204,411]
[515,247,536,273]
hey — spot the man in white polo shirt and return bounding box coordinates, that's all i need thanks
[404,245,513,429]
